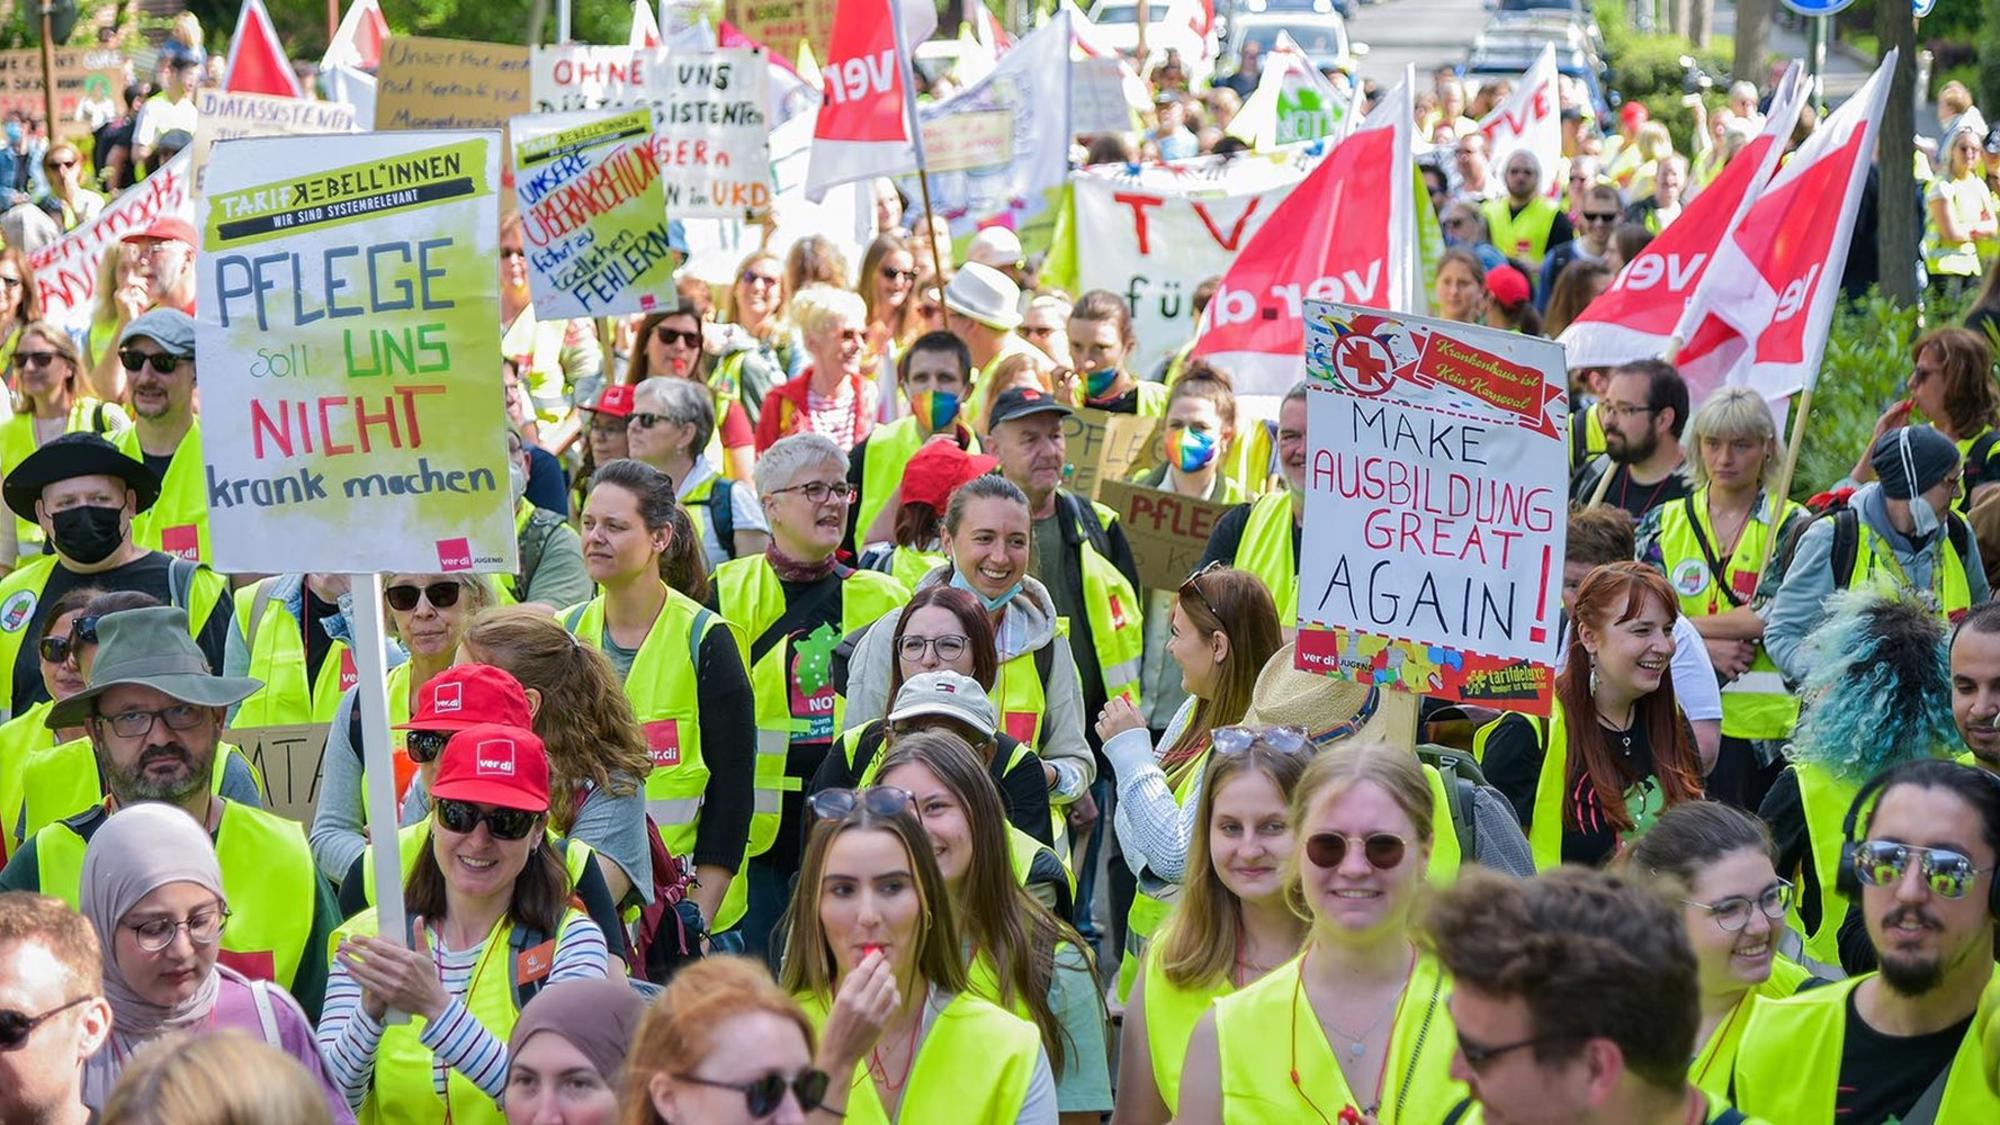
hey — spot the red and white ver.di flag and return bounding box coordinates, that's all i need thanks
[804,0,938,202]
[1477,44,1562,198]
[1674,53,1895,404]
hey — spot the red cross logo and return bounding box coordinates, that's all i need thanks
[1333,334,1396,397]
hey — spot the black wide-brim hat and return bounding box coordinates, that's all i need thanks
[2,433,161,522]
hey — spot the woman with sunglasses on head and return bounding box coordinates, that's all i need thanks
[0,322,127,570]
[875,731,1111,1123]
[1479,562,1707,870]
[1627,800,1812,1102]
[308,573,497,884]
[1096,565,1283,1001]
[323,724,612,1124]
[626,377,771,568]
[1178,742,1467,1124]
[566,459,757,940]
[780,785,1059,1123]
[626,305,758,485]
[711,250,796,425]
[78,802,348,1117]
[1115,731,1310,1124]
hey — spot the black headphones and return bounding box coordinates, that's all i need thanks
[1833,762,2000,920]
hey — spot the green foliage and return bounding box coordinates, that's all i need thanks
[1588,2,1731,161]
[1982,0,2000,115]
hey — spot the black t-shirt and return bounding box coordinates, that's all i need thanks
[9,553,232,712]
[141,451,175,484]
[1087,385,1143,414]
[1482,711,1663,867]
[1835,989,1972,1125]
[1596,464,1692,523]
[302,587,340,689]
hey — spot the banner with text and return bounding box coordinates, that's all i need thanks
[726,0,837,61]
[651,49,773,217]
[1102,478,1234,589]
[512,109,676,319]
[1295,301,1567,714]
[0,48,124,138]
[192,90,359,191]
[1475,44,1561,198]
[375,38,531,133]
[225,724,331,824]
[31,151,196,335]
[196,132,517,575]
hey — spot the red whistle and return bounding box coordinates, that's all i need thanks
[861,943,885,958]
[1339,1109,1363,1125]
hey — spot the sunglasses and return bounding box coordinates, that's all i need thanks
[1852,841,1990,900]
[1456,1030,1568,1071]
[653,325,701,349]
[880,266,919,283]
[1179,559,1224,621]
[405,729,452,764]
[1683,879,1793,933]
[501,248,527,261]
[630,412,668,430]
[807,785,914,820]
[435,797,539,841]
[741,272,782,288]
[1305,831,1408,870]
[118,350,181,374]
[675,1069,833,1116]
[0,276,20,291]
[385,581,462,612]
[0,995,92,1052]
[1582,211,1620,223]
[1210,724,1310,757]
[37,630,85,665]
[47,158,77,171]
[13,351,60,369]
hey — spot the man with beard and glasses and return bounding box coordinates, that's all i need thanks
[0,433,229,719]
[1736,759,2000,1123]
[105,309,209,565]
[1572,359,1693,521]
[0,607,337,1022]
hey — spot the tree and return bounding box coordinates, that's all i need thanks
[1982,0,2000,115]
[1731,0,1770,86]
[1876,2,1918,307]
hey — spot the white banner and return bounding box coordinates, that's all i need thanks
[652,48,773,217]
[30,151,197,336]
[530,45,663,113]
[191,89,359,191]
[1475,44,1562,198]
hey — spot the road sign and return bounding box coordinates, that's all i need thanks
[1779,0,1855,15]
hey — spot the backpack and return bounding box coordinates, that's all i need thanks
[1417,744,1484,862]
[1776,488,1971,595]
[514,506,569,602]
[696,483,737,560]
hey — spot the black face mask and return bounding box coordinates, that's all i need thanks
[50,505,124,565]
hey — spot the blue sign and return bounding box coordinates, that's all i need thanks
[1779,0,1856,13]
[1915,0,1937,15]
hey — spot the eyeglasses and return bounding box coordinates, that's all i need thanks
[880,266,919,283]
[770,480,858,506]
[674,1069,833,1116]
[1852,841,1990,900]
[405,729,452,764]
[1305,831,1408,870]
[435,797,540,841]
[47,158,76,171]
[897,633,970,663]
[124,906,229,952]
[1683,879,1793,932]
[501,248,527,261]
[13,351,59,369]
[1211,724,1310,757]
[117,350,181,374]
[807,786,914,820]
[653,326,701,349]
[0,276,20,291]
[1581,211,1620,223]
[1599,402,1658,419]
[386,581,463,612]
[96,704,208,739]
[1456,1030,1569,1071]
[0,995,93,1052]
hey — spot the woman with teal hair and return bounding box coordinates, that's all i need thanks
[1755,589,1959,978]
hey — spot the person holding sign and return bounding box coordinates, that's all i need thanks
[713,434,910,960]
[0,322,128,572]
[321,724,613,1124]
[0,607,336,1022]
[0,433,229,720]
[845,331,981,558]
[106,310,208,565]
[1479,563,1708,869]
[753,287,879,454]
[1177,743,1467,1122]
[1066,292,1168,418]
[566,459,756,937]
[1201,380,1309,627]
[624,379,770,569]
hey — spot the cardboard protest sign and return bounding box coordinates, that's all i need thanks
[1101,479,1233,590]
[192,90,359,190]
[0,48,124,138]
[512,109,677,319]
[375,38,531,132]
[651,49,773,217]
[1294,302,1568,714]
[1062,407,1160,501]
[30,150,196,335]
[226,725,330,824]
[195,131,517,576]
[726,0,838,60]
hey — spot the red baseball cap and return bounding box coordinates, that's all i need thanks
[583,384,635,418]
[394,664,534,732]
[432,723,550,812]
[1485,265,1531,311]
[1619,102,1649,128]
[903,441,998,510]
[120,216,198,246]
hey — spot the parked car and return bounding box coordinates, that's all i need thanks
[1231,11,1368,75]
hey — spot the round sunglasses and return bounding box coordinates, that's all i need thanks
[675,1068,832,1116]
[386,581,463,612]
[1305,831,1408,870]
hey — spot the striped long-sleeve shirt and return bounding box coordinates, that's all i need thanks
[318,912,610,1111]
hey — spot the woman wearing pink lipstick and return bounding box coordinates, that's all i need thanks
[625,304,757,485]
[1629,800,1813,1102]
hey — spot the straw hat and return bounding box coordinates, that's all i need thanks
[1241,641,1419,751]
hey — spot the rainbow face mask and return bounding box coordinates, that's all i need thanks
[1170,427,1219,473]
[1084,368,1121,398]
[910,389,960,432]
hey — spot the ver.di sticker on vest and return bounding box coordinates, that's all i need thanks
[787,623,843,743]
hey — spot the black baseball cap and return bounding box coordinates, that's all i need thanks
[988,386,1073,426]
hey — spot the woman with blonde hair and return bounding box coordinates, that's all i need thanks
[1177,743,1467,1122]
[857,233,918,360]
[1114,733,1310,1123]
[83,240,147,384]
[716,249,797,410]
[0,320,127,564]
[755,285,878,452]
[1924,126,1998,296]
[101,1030,333,1125]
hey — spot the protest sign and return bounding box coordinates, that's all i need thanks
[1228,32,1351,150]
[191,90,359,190]
[375,38,531,131]
[726,0,837,60]
[0,48,124,138]
[225,725,330,824]
[652,49,773,217]
[1101,479,1234,590]
[512,109,676,319]
[195,131,517,577]
[1071,57,1135,135]
[531,45,663,113]
[30,150,196,335]
[1063,407,1160,501]
[1293,302,1567,714]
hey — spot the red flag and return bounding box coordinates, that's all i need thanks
[322,0,389,70]
[630,1,663,48]
[804,0,935,202]
[1556,63,1805,372]
[1675,53,1894,403]
[1187,80,1412,403]
[223,0,304,98]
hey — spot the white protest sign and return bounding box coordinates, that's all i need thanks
[512,109,678,318]
[196,131,517,577]
[30,151,196,336]
[1294,301,1567,714]
[530,45,662,113]
[651,48,773,217]
[191,89,359,190]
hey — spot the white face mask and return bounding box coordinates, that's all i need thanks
[508,458,527,502]
[1896,428,1945,538]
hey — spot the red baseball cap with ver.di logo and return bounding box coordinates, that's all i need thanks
[433,722,550,812]
[394,664,534,731]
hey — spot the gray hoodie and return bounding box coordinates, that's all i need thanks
[842,565,1095,802]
